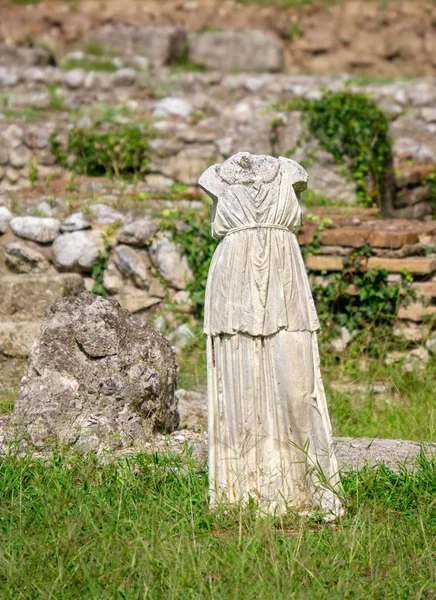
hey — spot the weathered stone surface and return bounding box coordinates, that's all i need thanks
[114,285,162,313]
[113,68,137,87]
[306,255,343,271]
[150,232,193,289]
[167,323,196,350]
[53,230,104,272]
[151,147,216,185]
[65,68,85,89]
[397,302,436,322]
[334,438,436,472]
[0,273,85,321]
[412,281,436,299]
[318,227,369,248]
[368,230,419,249]
[426,335,436,355]
[329,327,352,353]
[89,204,125,225]
[367,256,436,275]
[175,389,207,432]
[0,205,12,233]
[189,30,284,72]
[153,97,193,118]
[87,25,187,66]
[9,145,32,168]
[61,211,91,232]
[0,44,54,68]
[14,293,179,451]
[117,218,158,247]
[0,321,42,357]
[10,216,61,243]
[3,241,50,273]
[114,245,149,288]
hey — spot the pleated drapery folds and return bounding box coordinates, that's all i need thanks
[200,154,343,517]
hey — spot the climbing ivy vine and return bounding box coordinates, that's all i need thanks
[276,91,393,208]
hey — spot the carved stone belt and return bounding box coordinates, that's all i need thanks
[225,224,293,236]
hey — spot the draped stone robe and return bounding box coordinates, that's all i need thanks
[199,154,343,517]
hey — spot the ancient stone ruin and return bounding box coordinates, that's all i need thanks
[6,293,178,452]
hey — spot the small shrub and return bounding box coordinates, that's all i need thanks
[311,266,415,339]
[50,123,152,178]
[275,91,393,207]
[159,207,217,318]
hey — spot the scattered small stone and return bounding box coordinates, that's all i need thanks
[3,241,50,273]
[9,145,32,168]
[114,285,162,313]
[175,388,207,432]
[0,205,12,233]
[117,218,158,247]
[114,245,149,288]
[153,97,193,118]
[89,204,125,225]
[425,335,436,355]
[65,69,85,89]
[53,230,104,271]
[10,216,61,243]
[35,201,54,217]
[149,232,193,289]
[113,68,137,87]
[420,108,436,123]
[329,327,352,353]
[167,323,196,350]
[61,211,91,232]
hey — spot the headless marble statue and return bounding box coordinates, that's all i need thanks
[199,151,343,517]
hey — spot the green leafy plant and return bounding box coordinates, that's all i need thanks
[50,123,152,178]
[275,91,393,207]
[159,207,217,318]
[28,158,39,187]
[47,84,65,111]
[91,238,110,297]
[311,267,415,338]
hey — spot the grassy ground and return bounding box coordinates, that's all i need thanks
[0,450,435,598]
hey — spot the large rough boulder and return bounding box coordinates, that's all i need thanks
[188,30,284,73]
[14,292,179,451]
[86,25,187,67]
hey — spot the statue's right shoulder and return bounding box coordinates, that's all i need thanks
[198,164,226,201]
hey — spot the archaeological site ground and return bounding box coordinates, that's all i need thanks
[0,0,436,597]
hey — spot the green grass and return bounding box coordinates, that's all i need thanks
[61,59,117,72]
[0,450,435,598]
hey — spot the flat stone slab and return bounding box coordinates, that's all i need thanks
[334,437,436,471]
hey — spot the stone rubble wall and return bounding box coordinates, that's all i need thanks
[0,202,435,359]
[0,64,436,216]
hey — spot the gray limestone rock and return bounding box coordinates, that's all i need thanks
[87,25,187,67]
[153,97,193,118]
[9,145,32,168]
[53,230,104,271]
[113,68,137,87]
[0,273,85,322]
[149,232,193,289]
[0,205,12,234]
[188,30,284,73]
[175,389,207,432]
[114,245,150,288]
[117,218,158,247]
[61,211,91,232]
[3,241,50,273]
[10,216,61,243]
[14,292,179,451]
[65,69,85,89]
[89,204,125,225]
